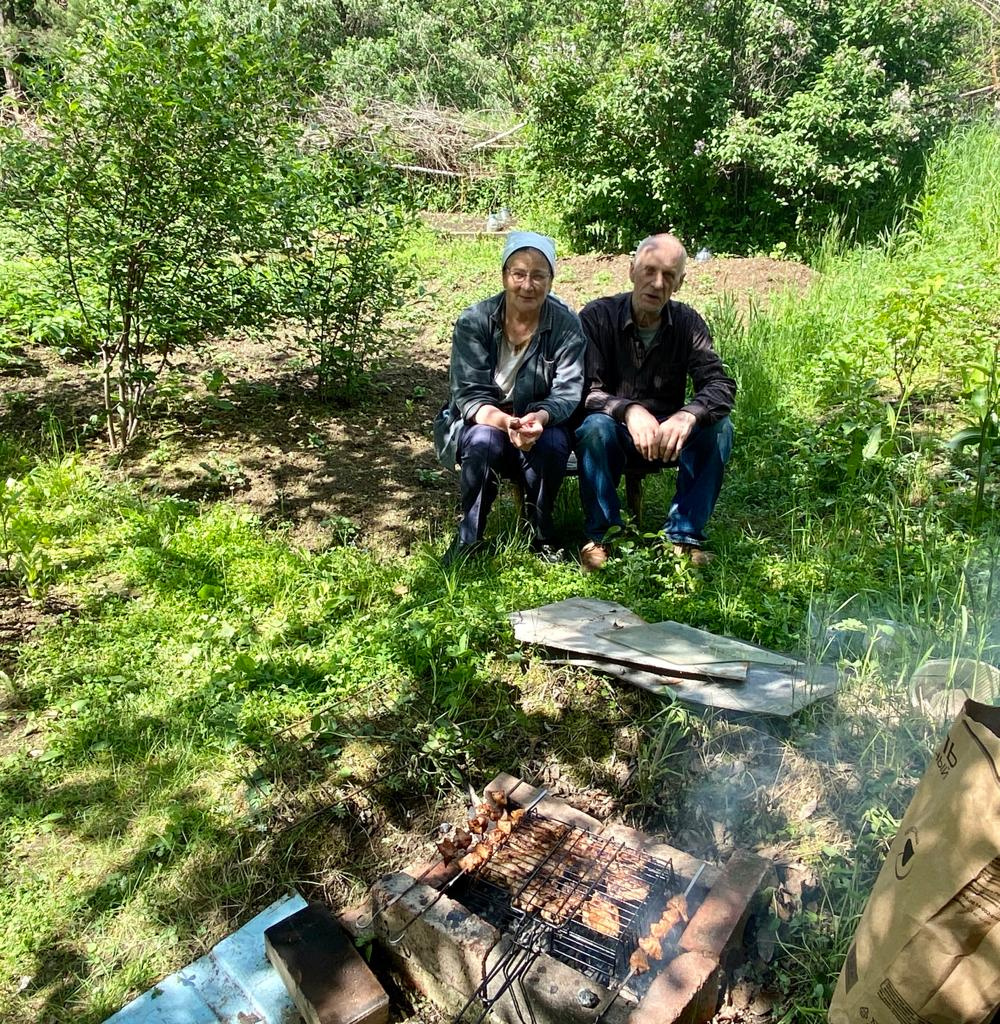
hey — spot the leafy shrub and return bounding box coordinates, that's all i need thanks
[320,0,567,108]
[0,254,95,356]
[522,0,978,250]
[0,455,99,598]
[3,0,306,448]
[257,153,415,402]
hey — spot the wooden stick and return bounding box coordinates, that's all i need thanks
[471,120,527,149]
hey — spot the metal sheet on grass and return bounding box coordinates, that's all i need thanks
[510,599,742,684]
[595,620,800,669]
[511,599,841,716]
[551,654,840,717]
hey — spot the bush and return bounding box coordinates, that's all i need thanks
[262,153,416,402]
[320,0,567,109]
[522,0,979,251]
[3,0,305,447]
[0,251,95,357]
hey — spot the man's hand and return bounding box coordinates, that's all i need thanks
[624,404,661,461]
[655,410,696,463]
[508,410,548,451]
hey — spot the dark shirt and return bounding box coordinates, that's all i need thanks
[579,292,735,426]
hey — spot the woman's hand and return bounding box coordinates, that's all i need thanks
[508,410,548,451]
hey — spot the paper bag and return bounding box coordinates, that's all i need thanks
[829,699,1000,1024]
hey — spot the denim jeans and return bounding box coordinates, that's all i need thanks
[456,423,571,546]
[574,413,733,546]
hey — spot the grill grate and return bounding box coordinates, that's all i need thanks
[455,812,676,991]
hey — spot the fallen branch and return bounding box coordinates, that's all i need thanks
[471,120,527,150]
[390,162,465,177]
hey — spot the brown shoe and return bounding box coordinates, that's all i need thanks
[672,543,715,567]
[580,541,610,573]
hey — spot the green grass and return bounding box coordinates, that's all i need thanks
[2,121,1000,1022]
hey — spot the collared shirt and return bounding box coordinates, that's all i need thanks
[433,292,586,469]
[579,292,736,425]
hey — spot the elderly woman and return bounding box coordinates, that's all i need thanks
[434,231,586,565]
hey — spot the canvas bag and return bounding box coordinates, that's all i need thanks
[829,699,1000,1024]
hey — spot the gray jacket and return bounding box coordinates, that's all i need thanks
[434,293,586,469]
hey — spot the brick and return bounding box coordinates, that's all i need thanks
[601,826,722,892]
[400,856,462,891]
[628,951,720,1024]
[371,871,501,1019]
[484,772,603,832]
[265,903,389,1024]
[678,849,774,962]
[337,904,368,938]
[600,822,648,850]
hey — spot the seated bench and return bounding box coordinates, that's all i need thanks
[511,454,647,524]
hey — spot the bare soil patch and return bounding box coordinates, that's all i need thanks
[0,250,814,554]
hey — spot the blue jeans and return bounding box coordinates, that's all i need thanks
[456,423,571,546]
[574,413,733,546]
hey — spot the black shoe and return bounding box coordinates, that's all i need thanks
[531,542,566,564]
[441,536,484,569]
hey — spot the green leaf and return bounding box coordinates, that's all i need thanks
[948,427,984,450]
[862,424,882,460]
[197,583,224,603]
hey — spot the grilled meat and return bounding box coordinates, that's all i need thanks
[630,893,691,971]
[581,894,621,938]
[458,842,493,871]
[605,872,650,904]
[437,837,461,863]
[435,827,474,864]
[468,813,490,834]
[453,806,531,873]
[651,894,688,938]
[475,800,503,822]
[629,946,652,973]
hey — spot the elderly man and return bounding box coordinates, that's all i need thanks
[434,231,586,566]
[574,233,735,572]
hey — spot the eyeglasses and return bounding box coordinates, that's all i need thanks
[505,270,551,285]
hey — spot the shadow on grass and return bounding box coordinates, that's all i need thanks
[0,337,454,551]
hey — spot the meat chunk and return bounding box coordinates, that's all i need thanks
[437,837,460,863]
[606,873,650,903]
[629,946,651,974]
[581,895,620,938]
[468,814,490,834]
[457,843,492,872]
[630,893,691,971]
[650,894,688,938]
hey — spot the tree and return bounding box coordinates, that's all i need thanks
[2,0,303,446]
[522,0,980,250]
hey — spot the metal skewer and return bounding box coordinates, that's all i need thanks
[385,786,550,945]
[355,779,536,931]
[591,861,707,1022]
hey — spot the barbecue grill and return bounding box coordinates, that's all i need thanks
[360,773,772,1024]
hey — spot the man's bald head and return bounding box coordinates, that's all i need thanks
[629,233,687,326]
[634,234,687,274]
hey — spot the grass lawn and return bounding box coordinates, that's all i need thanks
[1,122,999,1023]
